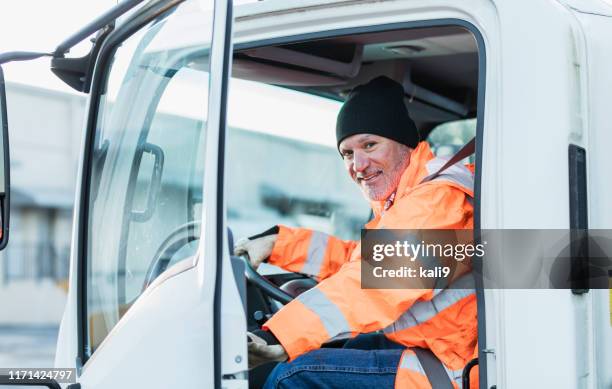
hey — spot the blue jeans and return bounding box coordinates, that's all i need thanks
[263,334,405,389]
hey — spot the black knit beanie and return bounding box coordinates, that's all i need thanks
[336,76,419,149]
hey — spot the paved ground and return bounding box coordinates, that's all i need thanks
[0,325,58,368]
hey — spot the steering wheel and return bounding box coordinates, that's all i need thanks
[142,220,200,291]
[240,255,295,305]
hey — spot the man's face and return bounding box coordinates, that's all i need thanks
[339,134,412,201]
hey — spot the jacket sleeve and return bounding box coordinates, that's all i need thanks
[267,225,358,280]
[264,184,473,360]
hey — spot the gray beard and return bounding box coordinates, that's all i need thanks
[362,148,411,201]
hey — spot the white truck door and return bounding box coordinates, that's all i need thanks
[56,0,233,387]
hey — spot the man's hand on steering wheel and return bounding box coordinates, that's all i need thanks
[234,232,278,269]
[236,226,317,306]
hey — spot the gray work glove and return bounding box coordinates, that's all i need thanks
[234,234,278,270]
[247,330,288,369]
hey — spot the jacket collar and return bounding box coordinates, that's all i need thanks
[370,141,434,217]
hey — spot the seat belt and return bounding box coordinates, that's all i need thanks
[421,137,476,184]
[413,348,454,389]
[412,138,477,387]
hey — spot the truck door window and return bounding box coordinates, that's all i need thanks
[85,10,211,354]
[226,79,371,245]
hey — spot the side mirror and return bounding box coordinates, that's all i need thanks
[0,66,11,250]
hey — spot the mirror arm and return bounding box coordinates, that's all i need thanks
[0,0,146,90]
[51,25,114,93]
[53,0,145,56]
[0,51,52,66]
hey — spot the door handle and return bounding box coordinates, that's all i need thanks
[130,142,165,222]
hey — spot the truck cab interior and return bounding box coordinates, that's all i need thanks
[225,23,482,387]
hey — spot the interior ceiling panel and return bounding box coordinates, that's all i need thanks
[410,52,479,89]
[362,34,477,61]
[233,25,480,127]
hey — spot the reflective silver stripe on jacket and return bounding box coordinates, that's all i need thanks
[300,231,329,277]
[296,287,351,337]
[399,350,465,388]
[425,158,474,192]
[444,365,464,389]
[383,273,476,334]
[398,351,426,375]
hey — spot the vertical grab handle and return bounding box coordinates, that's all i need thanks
[568,144,589,294]
[462,358,478,389]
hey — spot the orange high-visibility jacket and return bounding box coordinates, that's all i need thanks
[263,142,477,388]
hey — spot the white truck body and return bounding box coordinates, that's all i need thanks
[38,0,612,388]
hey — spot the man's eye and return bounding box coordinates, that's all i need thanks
[365,142,376,149]
[342,151,353,159]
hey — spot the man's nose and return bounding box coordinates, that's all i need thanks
[353,151,369,173]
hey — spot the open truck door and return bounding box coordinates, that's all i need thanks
[45,0,241,388]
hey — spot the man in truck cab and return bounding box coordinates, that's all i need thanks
[236,76,477,388]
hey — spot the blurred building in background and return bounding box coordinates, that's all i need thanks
[0,83,84,326]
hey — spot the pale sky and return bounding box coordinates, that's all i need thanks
[0,1,115,93]
[0,0,341,147]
